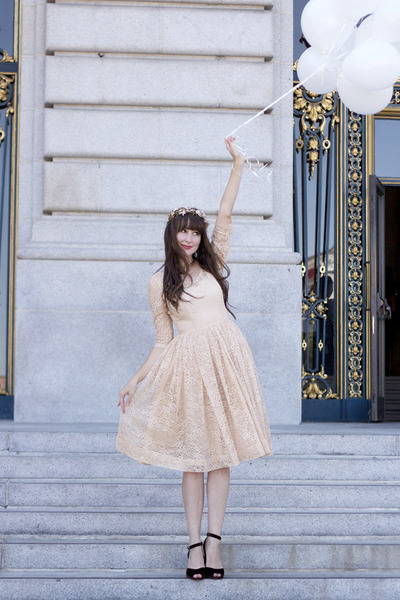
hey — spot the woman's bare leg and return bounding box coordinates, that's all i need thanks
[205,467,230,576]
[182,471,205,578]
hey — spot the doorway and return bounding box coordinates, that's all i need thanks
[384,186,400,420]
[369,178,400,422]
[372,112,400,421]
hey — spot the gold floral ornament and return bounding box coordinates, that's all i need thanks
[0,50,14,63]
[0,73,15,148]
[294,88,339,179]
[302,366,339,399]
[306,137,319,178]
[0,74,14,104]
[346,112,364,397]
[302,294,328,324]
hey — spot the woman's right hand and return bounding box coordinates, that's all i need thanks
[118,379,137,413]
[225,136,245,165]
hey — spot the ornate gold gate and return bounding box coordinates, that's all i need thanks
[294,71,400,421]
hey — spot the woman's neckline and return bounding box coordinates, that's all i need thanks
[184,267,206,289]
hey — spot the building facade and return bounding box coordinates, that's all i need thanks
[0,0,301,425]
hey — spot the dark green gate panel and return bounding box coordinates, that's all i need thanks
[0,0,19,419]
[293,67,370,421]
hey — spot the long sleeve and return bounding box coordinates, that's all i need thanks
[211,221,233,265]
[148,273,174,349]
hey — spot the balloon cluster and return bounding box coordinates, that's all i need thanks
[297,0,400,115]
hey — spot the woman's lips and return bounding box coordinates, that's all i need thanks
[182,245,192,249]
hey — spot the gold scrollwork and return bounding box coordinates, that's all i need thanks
[315,302,328,317]
[294,88,335,132]
[392,89,400,104]
[303,377,325,399]
[307,137,319,178]
[303,294,328,319]
[296,138,304,151]
[302,365,339,399]
[0,73,15,147]
[294,88,339,179]
[346,111,364,397]
[0,50,15,63]
[0,74,15,104]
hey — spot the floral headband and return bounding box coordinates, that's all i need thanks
[168,207,208,223]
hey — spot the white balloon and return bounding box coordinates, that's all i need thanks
[337,73,393,114]
[334,0,379,24]
[329,29,356,70]
[301,0,354,54]
[354,15,375,47]
[342,39,400,90]
[373,0,400,44]
[297,47,338,94]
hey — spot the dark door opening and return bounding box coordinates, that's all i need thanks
[384,185,400,420]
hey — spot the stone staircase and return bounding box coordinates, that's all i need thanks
[1,422,400,599]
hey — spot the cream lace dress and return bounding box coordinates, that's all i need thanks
[116,222,272,472]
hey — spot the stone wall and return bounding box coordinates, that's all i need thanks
[15,0,301,424]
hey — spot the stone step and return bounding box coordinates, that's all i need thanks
[3,534,400,571]
[1,452,400,480]
[1,506,399,536]
[1,569,400,600]
[2,427,400,456]
[4,478,400,509]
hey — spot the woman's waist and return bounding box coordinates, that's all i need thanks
[175,315,230,334]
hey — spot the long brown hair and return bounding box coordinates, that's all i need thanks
[162,212,235,317]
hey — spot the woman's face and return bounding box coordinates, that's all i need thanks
[176,227,201,259]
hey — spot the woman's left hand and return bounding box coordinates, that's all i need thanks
[225,136,245,164]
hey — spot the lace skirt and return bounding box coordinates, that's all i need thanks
[116,320,272,472]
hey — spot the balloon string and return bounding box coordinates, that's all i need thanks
[326,20,350,58]
[226,66,325,138]
[227,17,359,139]
[233,140,272,180]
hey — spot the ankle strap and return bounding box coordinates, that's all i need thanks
[206,532,221,541]
[187,541,203,551]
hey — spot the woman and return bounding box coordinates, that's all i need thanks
[116,137,272,580]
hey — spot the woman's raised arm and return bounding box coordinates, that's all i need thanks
[216,137,246,226]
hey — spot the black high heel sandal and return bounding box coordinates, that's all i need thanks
[203,532,225,579]
[186,541,206,580]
